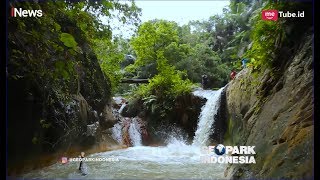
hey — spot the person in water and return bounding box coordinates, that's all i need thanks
[79,152,85,171]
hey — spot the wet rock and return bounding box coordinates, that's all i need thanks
[122,118,132,146]
[133,117,149,145]
[120,98,143,117]
[174,93,206,141]
[224,35,313,179]
[86,121,99,137]
[209,87,227,144]
[74,94,89,126]
[99,104,118,129]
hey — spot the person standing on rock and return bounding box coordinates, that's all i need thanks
[230,69,237,80]
[241,58,248,68]
[201,75,208,89]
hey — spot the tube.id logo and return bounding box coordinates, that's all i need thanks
[11,7,43,17]
[262,10,278,21]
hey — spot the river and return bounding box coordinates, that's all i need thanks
[22,88,227,179]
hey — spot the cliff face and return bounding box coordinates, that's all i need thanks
[7,2,119,175]
[224,34,313,179]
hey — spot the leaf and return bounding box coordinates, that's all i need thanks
[54,22,61,31]
[79,23,87,31]
[59,33,78,48]
[102,1,114,9]
[54,61,70,80]
[55,61,64,70]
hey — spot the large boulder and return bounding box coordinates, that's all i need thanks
[120,98,143,117]
[99,104,118,129]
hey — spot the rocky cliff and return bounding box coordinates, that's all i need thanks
[7,2,120,175]
[224,32,313,179]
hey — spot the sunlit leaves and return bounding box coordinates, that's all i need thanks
[244,9,283,70]
[130,20,180,75]
[130,21,193,108]
[93,38,124,93]
[59,33,78,48]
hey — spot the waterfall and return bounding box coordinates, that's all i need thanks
[118,103,126,114]
[111,118,142,147]
[111,122,123,144]
[25,89,227,179]
[128,118,142,146]
[111,87,224,147]
[192,88,224,146]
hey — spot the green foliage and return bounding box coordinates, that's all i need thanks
[53,60,75,80]
[245,20,283,70]
[125,18,232,88]
[8,0,141,148]
[59,33,78,48]
[128,20,180,76]
[134,52,193,117]
[122,19,195,117]
[94,39,124,93]
[136,55,193,99]
[244,2,291,71]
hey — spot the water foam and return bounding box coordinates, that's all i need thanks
[192,88,224,146]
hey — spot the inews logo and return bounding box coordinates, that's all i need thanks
[10,7,43,17]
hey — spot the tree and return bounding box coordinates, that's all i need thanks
[128,20,179,78]
[8,0,141,157]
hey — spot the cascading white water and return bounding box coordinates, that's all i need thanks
[113,88,224,147]
[192,88,224,146]
[111,122,123,144]
[118,103,126,114]
[111,118,142,147]
[23,88,226,179]
[128,118,142,146]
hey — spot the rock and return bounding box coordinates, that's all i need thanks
[74,94,89,126]
[7,2,115,174]
[112,96,126,109]
[224,34,313,179]
[133,117,149,145]
[122,118,132,146]
[120,99,142,117]
[99,104,118,129]
[86,121,99,137]
[163,93,206,142]
[209,87,228,144]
